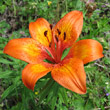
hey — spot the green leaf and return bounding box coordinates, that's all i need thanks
[104,58,110,64]
[0,58,14,64]
[0,70,12,79]
[59,87,68,107]
[37,78,55,105]
[0,5,6,14]
[1,85,16,100]
[84,66,97,72]
[51,83,59,110]
[11,103,22,110]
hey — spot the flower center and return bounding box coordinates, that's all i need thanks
[44,29,69,64]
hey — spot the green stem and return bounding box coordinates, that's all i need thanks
[56,0,60,22]
[13,0,16,16]
[65,0,68,12]
[87,73,92,84]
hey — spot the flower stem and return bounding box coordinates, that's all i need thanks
[56,0,60,22]
[65,0,68,12]
[13,0,16,16]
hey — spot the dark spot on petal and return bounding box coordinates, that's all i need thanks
[49,42,52,47]
[55,35,59,42]
[44,31,48,37]
[57,29,61,35]
[64,32,66,40]
[50,24,53,30]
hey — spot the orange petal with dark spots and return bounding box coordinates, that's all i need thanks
[66,39,104,64]
[4,38,46,64]
[51,58,86,94]
[53,11,83,47]
[22,62,53,90]
[29,18,52,47]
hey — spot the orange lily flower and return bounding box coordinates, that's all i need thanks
[4,11,104,94]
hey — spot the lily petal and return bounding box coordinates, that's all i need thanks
[22,62,53,90]
[67,39,104,64]
[4,38,46,64]
[51,58,86,94]
[53,11,83,47]
[29,18,52,47]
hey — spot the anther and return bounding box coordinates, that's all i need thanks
[49,42,52,47]
[55,35,59,42]
[44,31,48,37]
[57,29,61,35]
[50,24,53,30]
[64,32,66,40]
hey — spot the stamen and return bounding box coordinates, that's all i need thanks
[57,29,61,35]
[64,32,66,40]
[44,30,48,37]
[49,42,52,47]
[50,24,53,30]
[55,35,59,42]
[44,30,50,43]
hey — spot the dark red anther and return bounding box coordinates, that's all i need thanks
[57,29,61,35]
[44,31,48,37]
[55,35,59,42]
[49,42,52,47]
[50,24,53,30]
[64,32,66,40]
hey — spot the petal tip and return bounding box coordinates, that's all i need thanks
[80,88,87,94]
[3,42,11,55]
[72,10,83,16]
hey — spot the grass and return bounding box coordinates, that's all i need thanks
[0,0,110,110]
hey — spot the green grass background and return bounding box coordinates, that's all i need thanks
[0,0,110,110]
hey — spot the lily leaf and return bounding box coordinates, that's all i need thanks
[37,78,55,105]
[59,87,68,107]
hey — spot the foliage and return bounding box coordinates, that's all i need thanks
[0,0,110,110]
